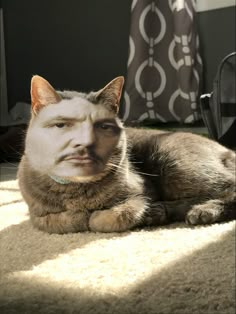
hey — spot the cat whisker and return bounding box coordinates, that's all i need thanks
[107,162,125,170]
[107,162,159,177]
[133,171,159,177]
[106,165,126,175]
[0,161,20,168]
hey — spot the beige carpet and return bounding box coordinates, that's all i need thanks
[0,178,235,314]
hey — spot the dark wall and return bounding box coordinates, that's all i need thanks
[2,1,235,108]
[2,0,132,108]
[197,6,236,92]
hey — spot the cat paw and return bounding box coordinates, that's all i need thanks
[143,203,168,226]
[31,211,89,234]
[89,210,130,233]
[185,202,223,225]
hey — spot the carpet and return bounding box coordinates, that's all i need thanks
[0,178,235,314]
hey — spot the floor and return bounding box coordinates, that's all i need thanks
[0,163,18,182]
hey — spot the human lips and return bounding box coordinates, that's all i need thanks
[64,155,95,164]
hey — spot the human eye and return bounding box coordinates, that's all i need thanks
[55,122,66,128]
[95,121,115,131]
[43,118,73,129]
[98,123,114,130]
[94,120,121,134]
[53,121,73,128]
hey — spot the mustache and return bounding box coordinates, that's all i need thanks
[56,149,102,164]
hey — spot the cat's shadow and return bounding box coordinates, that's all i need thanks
[0,219,192,276]
[0,219,128,275]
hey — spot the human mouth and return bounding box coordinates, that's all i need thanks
[64,155,95,165]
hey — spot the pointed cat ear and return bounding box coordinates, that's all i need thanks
[31,75,62,115]
[95,76,124,113]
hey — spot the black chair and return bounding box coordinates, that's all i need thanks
[200,52,236,148]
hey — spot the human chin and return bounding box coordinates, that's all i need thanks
[53,161,105,178]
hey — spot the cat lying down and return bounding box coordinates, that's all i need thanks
[17,76,236,233]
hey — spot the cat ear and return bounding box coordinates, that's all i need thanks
[95,76,124,113]
[31,75,62,115]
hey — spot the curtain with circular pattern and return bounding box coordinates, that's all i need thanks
[122,0,203,124]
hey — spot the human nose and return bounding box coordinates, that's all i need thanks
[70,123,95,149]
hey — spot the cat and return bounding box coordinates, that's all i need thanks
[17,75,236,234]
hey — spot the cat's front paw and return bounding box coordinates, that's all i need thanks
[89,210,130,233]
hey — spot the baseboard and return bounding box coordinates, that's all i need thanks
[197,0,235,12]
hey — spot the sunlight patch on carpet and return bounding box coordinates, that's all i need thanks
[0,180,29,231]
[0,202,28,231]
[7,221,235,295]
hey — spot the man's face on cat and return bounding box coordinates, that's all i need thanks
[25,76,125,180]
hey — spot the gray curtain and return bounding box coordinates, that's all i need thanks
[122,0,203,124]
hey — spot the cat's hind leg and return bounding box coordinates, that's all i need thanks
[185,199,236,225]
[142,196,235,227]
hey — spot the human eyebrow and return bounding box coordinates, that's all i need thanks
[93,118,122,126]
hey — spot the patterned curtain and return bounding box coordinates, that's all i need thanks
[122,0,203,124]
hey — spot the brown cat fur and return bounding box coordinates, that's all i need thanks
[17,76,236,233]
